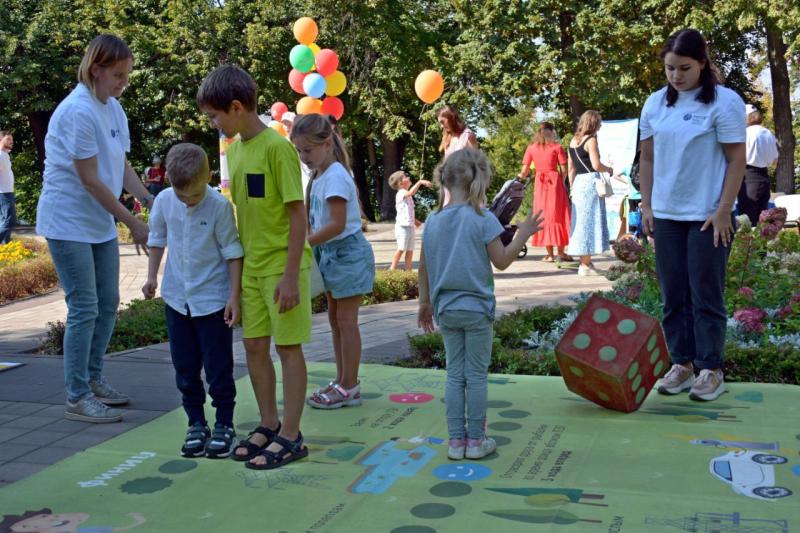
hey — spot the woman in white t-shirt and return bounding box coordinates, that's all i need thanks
[639,29,746,402]
[36,35,153,423]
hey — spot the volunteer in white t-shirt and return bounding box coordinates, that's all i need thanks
[639,29,746,403]
[737,104,778,225]
[0,130,15,244]
[36,35,153,424]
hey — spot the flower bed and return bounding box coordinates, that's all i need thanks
[0,238,59,305]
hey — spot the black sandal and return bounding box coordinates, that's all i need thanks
[245,432,309,470]
[231,423,280,462]
[205,424,236,459]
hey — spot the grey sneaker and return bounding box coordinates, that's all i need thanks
[65,394,123,423]
[90,376,129,406]
[577,264,602,276]
[466,437,497,459]
[657,364,694,395]
[689,369,726,401]
[447,439,466,460]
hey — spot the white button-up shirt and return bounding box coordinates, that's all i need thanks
[746,125,779,168]
[148,186,243,317]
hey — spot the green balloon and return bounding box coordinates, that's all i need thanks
[289,44,315,73]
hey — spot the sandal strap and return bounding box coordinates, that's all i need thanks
[185,426,209,440]
[210,427,234,441]
[249,422,280,440]
[271,432,304,454]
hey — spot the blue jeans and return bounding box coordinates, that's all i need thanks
[0,192,16,244]
[438,310,494,440]
[165,305,236,427]
[653,218,731,370]
[48,238,120,402]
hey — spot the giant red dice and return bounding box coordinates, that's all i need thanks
[555,294,669,412]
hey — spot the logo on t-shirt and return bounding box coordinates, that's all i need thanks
[110,128,120,138]
[683,113,692,121]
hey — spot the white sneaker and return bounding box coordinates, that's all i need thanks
[689,369,726,401]
[65,394,123,423]
[657,364,695,395]
[447,439,466,460]
[578,264,601,276]
[465,437,496,459]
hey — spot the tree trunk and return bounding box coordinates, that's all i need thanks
[558,11,586,127]
[381,134,406,220]
[766,27,796,194]
[366,136,382,219]
[351,135,375,221]
[27,110,52,174]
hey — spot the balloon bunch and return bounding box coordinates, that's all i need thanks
[270,17,347,125]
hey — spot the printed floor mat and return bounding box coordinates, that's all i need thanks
[1,363,799,532]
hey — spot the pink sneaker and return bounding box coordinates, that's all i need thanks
[466,437,496,459]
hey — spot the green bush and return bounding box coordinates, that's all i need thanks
[0,238,58,304]
[725,343,800,384]
[313,269,418,313]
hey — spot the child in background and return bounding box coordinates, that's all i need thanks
[198,64,312,470]
[142,143,243,458]
[293,114,376,410]
[418,148,543,460]
[388,170,431,271]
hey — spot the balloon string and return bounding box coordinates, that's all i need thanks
[418,103,429,181]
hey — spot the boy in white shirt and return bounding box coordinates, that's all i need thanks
[142,143,244,458]
[388,170,431,270]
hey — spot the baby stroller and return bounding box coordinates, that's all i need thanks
[490,177,532,258]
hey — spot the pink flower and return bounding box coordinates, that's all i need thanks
[614,237,645,264]
[758,207,788,239]
[737,287,755,299]
[733,307,768,334]
[624,283,643,301]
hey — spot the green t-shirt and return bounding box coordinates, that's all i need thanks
[227,127,311,276]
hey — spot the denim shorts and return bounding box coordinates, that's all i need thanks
[314,232,375,299]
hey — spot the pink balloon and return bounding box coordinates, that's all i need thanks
[315,49,339,77]
[321,96,344,120]
[270,102,288,121]
[288,69,307,94]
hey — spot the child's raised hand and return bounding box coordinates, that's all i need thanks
[141,278,157,300]
[418,303,435,333]
[224,297,240,328]
[419,180,433,188]
[517,209,544,238]
[274,275,300,313]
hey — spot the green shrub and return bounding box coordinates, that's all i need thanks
[0,238,58,304]
[41,297,169,354]
[313,269,418,313]
[725,343,800,384]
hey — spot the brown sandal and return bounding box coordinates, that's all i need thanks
[541,255,555,263]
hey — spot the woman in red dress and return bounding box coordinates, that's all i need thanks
[518,122,572,262]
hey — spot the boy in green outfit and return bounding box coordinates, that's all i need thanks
[197,65,312,470]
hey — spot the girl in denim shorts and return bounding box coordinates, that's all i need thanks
[291,114,376,409]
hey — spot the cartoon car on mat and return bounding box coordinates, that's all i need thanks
[709,450,793,500]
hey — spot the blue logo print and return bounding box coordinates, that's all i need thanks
[683,113,692,121]
[110,129,120,138]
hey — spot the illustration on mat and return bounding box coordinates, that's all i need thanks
[348,440,437,494]
[487,487,608,507]
[645,511,789,532]
[0,509,144,532]
[691,438,780,451]
[709,451,793,500]
[483,509,602,525]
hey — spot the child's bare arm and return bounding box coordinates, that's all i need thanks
[487,209,544,270]
[417,249,435,332]
[224,257,243,327]
[142,247,164,299]
[308,197,347,246]
[403,180,432,198]
[275,200,306,313]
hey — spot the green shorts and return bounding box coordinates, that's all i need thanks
[241,269,312,345]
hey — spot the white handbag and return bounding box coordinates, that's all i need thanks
[595,174,614,197]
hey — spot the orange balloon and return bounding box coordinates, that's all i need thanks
[270,121,288,137]
[297,96,323,115]
[293,17,318,45]
[414,70,444,104]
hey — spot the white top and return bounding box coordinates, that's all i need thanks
[147,186,244,317]
[308,161,362,242]
[640,85,745,221]
[395,189,415,227]
[36,83,131,242]
[0,151,13,193]
[745,125,778,168]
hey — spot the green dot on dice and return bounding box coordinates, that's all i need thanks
[631,374,642,391]
[597,391,610,402]
[647,334,657,351]
[649,348,660,364]
[617,319,636,335]
[593,308,611,324]
[573,333,591,350]
[635,387,645,404]
[598,346,617,361]
[653,360,664,377]
[570,366,584,377]
[627,361,639,379]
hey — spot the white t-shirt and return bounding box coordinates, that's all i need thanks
[745,125,779,168]
[639,85,745,221]
[395,189,415,227]
[308,161,362,242]
[36,83,130,243]
[0,151,13,193]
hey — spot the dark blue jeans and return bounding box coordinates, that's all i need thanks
[654,217,731,370]
[0,192,16,244]
[165,305,236,427]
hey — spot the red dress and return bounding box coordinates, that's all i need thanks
[522,142,571,247]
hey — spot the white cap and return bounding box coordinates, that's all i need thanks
[745,104,756,115]
[281,111,296,123]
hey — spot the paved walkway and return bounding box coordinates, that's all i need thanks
[0,223,614,487]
